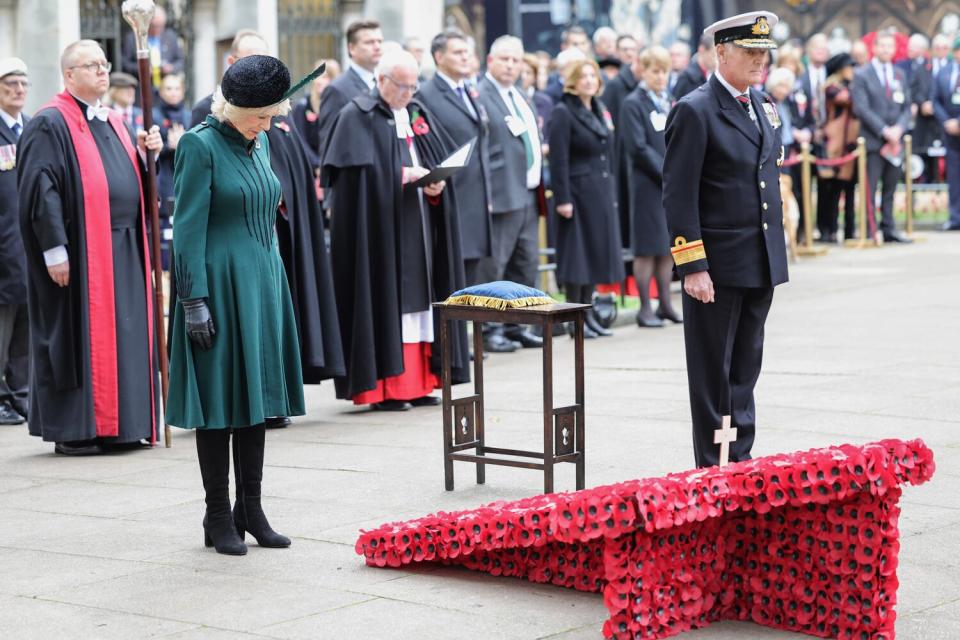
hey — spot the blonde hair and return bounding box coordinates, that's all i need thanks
[210,85,291,123]
[563,58,603,95]
[638,46,670,72]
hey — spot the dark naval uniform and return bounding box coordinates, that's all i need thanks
[662,12,788,468]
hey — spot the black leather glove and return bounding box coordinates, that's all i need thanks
[181,298,215,350]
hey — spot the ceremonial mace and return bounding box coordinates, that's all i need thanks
[122,0,171,447]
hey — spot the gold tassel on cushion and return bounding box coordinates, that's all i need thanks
[444,294,555,310]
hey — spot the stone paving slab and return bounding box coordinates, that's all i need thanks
[1,234,959,638]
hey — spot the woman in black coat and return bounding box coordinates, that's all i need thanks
[549,58,625,338]
[619,46,681,327]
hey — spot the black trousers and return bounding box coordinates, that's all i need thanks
[817,177,857,238]
[479,192,540,338]
[0,303,28,404]
[681,285,774,468]
[866,152,902,235]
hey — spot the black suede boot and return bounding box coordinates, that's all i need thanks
[196,429,247,555]
[233,424,291,548]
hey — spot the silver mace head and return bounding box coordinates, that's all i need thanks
[122,0,156,54]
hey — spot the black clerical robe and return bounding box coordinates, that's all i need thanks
[269,116,345,383]
[321,92,469,400]
[17,92,157,443]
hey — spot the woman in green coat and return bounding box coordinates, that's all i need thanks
[167,55,305,556]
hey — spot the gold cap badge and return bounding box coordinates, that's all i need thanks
[752,17,771,36]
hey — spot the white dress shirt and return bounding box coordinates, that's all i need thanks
[352,64,376,90]
[715,68,759,129]
[0,108,23,133]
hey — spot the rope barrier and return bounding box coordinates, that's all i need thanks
[781,149,859,169]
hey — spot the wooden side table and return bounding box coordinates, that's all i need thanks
[435,301,591,494]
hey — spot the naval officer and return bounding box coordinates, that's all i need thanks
[662,11,788,468]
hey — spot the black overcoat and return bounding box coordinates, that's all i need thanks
[322,93,469,400]
[0,115,28,304]
[291,96,322,171]
[416,75,493,260]
[663,75,788,288]
[548,94,625,286]
[619,88,669,257]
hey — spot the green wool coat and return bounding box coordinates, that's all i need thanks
[166,116,305,429]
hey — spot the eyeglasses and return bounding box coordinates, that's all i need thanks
[1,78,30,89]
[385,75,419,94]
[71,61,112,73]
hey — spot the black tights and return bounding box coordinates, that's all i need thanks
[633,256,676,315]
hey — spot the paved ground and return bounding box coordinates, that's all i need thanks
[1,233,959,640]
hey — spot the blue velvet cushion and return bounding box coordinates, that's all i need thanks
[445,281,554,310]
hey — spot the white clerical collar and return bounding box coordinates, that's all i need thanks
[393,107,413,139]
[714,69,749,100]
[351,63,376,89]
[436,70,465,93]
[0,108,22,131]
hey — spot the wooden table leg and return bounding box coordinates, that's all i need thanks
[441,314,454,491]
[473,320,485,485]
[542,319,554,494]
[575,311,585,490]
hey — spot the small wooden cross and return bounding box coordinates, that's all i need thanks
[714,415,738,466]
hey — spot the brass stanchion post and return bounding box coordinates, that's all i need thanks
[849,137,878,248]
[797,141,828,256]
[904,134,914,236]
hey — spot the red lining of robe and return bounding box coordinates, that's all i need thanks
[352,343,438,405]
[45,92,156,443]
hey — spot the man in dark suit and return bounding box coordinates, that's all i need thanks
[668,41,691,94]
[672,33,716,100]
[120,6,183,93]
[0,57,29,424]
[663,12,788,468]
[852,32,913,243]
[795,33,829,241]
[900,35,941,183]
[317,19,382,161]
[477,35,545,350]
[932,36,960,231]
[416,30,493,287]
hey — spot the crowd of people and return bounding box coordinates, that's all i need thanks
[1,18,959,443]
[1,8,958,555]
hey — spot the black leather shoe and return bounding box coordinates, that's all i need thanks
[883,231,913,243]
[373,400,412,411]
[636,310,664,328]
[483,334,518,353]
[656,306,683,324]
[10,397,27,420]
[0,401,24,425]
[583,313,612,337]
[54,440,103,456]
[505,329,544,348]
[265,416,291,429]
[410,395,441,407]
